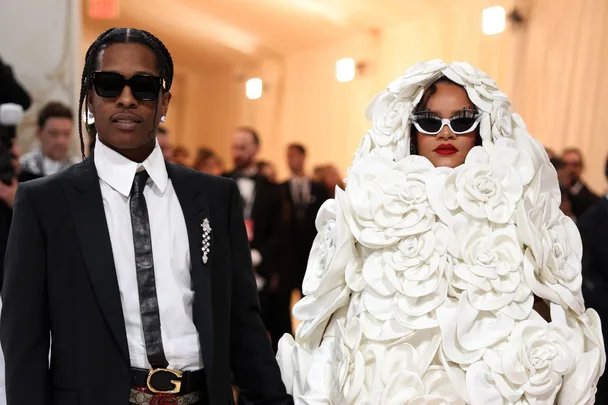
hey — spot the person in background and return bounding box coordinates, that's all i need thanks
[156,126,174,161]
[320,164,345,198]
[0,56,31,110]
[312,165,326,183]
[193,147,223,176]
[173,145,190,166]
[257,160,278,183]
[577,154,608,402]
[224,127,284,351]
[20,101,78,177]
[551,157,576,220]
[280,144,329,293]
[545,147,556,160]
[562,147,599,217]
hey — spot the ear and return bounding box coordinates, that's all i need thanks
[87,88,96,115]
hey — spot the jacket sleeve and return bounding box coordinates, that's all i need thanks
[227,180,293,405]
[0,184,50,404]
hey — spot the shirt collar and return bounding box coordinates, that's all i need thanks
[94,135,168,198]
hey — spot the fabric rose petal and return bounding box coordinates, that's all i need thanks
[447,213,533,318]
[444,139,534,224]
[343,153,436,249]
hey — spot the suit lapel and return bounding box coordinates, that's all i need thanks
[64,159,129,361]
[167,163,214,370]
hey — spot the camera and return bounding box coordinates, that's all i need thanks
[0,103,24,185]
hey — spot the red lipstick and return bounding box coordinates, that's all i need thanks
[434,143,458,156]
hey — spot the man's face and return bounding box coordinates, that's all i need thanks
[562,151,583,184]
[38,117,72,161]
[287,147,305,174]
[231,130,258,170]
[156,133,174,161]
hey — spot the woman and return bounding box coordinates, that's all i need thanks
[277,60,604,404]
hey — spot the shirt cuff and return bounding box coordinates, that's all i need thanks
[251,249,263,267]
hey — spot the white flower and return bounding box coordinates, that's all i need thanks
[366,92,411,147]
[491,102,513,139]
[302,198,354,297]
[354,223,449,340]
[466,313,576,405]
[516,190,585,315]
[343,153,436,248]
[331,318,369,404]
[437,296,515,366]
[351,133,374,169]
[447,214,532,318]
[386,59,447,97]
[441,62,508,113]
[559,308,606,405]
[444,139,534,224]
[276,334,312,397]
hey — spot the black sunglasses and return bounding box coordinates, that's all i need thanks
[92,72,164,101]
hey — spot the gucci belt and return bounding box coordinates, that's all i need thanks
[129,388,200,405]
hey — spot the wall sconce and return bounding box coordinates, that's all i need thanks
[336,58,356,82]
[482,6,506,35]
[246,78,263,100]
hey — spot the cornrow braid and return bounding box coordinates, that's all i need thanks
[77,28,175,159]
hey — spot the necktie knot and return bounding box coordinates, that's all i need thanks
[131,170,149,196]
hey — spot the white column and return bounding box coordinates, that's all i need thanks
[0,0,82,153]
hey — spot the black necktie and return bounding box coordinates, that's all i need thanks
[130,170,168,368]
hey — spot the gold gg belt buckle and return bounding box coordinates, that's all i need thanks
[146,368,183,394]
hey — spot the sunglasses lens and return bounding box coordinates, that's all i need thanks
[416,118,442,133]
[93,73,125,98]
[450,118,477,133]
[130,75,161,101]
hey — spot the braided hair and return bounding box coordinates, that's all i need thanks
[78,28,174,159]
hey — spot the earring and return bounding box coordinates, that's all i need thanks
[160,116,167,123]
[87,110,94,120]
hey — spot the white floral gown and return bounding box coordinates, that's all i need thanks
[276,60,605,405]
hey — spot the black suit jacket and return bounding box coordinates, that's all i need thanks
[571,182,600,218]
[0,159,291,405]
[279,180,329,290]
[223,172,284,282]
[578,196,608,402]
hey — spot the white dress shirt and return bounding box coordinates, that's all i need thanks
[94,137,203,371]
[289,176,311,205]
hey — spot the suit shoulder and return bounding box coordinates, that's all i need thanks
[171,163,235,194]
[18,161,84,195]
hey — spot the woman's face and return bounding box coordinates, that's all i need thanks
[415,82,478,168]
[89,43,171,160]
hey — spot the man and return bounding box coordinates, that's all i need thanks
[562,147,599,218]
[156,126,174,162]
[578,155,608,403]
[1,28,290,405]
[223,127,285,350]
[20,101,79,177]
[280,144,329,292]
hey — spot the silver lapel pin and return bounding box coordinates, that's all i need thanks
[201,218,211,264]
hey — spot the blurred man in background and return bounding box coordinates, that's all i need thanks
[156,126,174,161]
[562,147,599,217]
[20,101,78,178]
[224,127,285,350]
[280,144,328,292]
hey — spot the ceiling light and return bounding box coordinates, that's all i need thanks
[336,58,356,83]
[246,78,263,100]
[483,6,506,35]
